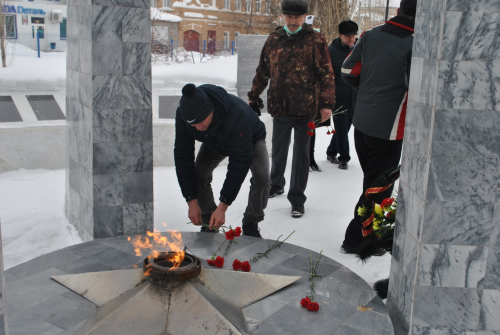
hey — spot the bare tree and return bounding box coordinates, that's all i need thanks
[231,0,257,34]
[313,0,356,42]
[0,0,7,67]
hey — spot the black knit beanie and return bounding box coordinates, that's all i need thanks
[281,0,308,15]
[179,84,214,125]
[400,0,417,17]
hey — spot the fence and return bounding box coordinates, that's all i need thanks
[152,39,238,57]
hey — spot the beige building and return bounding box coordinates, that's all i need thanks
[152,0,275,53]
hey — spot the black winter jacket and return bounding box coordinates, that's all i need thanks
[174,84,266,206]
[328,37,357,114]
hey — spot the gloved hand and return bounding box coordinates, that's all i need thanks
[249,98,265,116]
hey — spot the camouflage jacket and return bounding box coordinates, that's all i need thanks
[248,24,335,119]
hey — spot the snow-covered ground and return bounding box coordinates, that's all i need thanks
[0,129,391,287]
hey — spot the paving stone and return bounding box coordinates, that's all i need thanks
[0,301,19,315]
[55,321,86,335]
[265,305,342,335]
[6,257,59,281]
[67,242,109,257]
[314,276,376,307]
[332,325,371,335]
[233,240,297,264]
[343,311,394,335]
[251,320,296,334]
[365,296,388,316]
[86,247,143,270]
[60,291,98,311]
[280,254,342,278]
[94,235,132,248]
[1,310,64,335]
[329,267,374,292]
[24,268,69,295]
[242,297,286,321]
[287,294,359,325]
[223,252,277,273]
[54,257,113,274]
[6,278,58,310]
[25,295,95,330]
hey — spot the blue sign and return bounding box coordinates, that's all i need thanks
[1,5,46,15]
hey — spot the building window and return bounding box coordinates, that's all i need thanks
[223,31,229,48]
[266,0,271,14]
[224,0,230,9]
[246,0,252,13]
[234,32,240,48]
[235,0,241,11]
[3,15,17,39]
[60,18,67,40]
[255,0,261,13]
[151,0,156,7]
[163,0,171,7]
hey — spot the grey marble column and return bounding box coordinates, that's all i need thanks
[387,0,500,334]
[66,0,153,242]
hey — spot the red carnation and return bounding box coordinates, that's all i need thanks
[240,261,251,272]
[225,229,236,240]
[307,302,320,311]
[207,259,215,266]
[214,256,224,268]
[326,131,331,135]
[234,227,242,237]
[308,121,316,130]
[381,198,394,208]
[300,297,311,308]
[232,259,241,270]
[331,130,336,134]
[307,131,314,136]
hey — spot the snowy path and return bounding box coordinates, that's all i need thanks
[0,129,391,287]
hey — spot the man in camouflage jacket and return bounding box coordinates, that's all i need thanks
[248,0,335,218]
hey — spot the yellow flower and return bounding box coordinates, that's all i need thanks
[374,204,383,215]
[373,222,380,231]
[357,206,367,217]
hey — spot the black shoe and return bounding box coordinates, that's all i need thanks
[310,162,322,172]
[269,186,284,198]
[291,206,304,218]
[243,222,262,238]
[200,225,218,233]
[338,161,348,170]
[327,156,339,164]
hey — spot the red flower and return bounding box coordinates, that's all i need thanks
[232,259,241,270]
[240,261,251,272]
[300,297,311,308]
[326,131,331,135]
[307,131,314,136]
[307,302,320,311]
[381,198,394,208]
[331,130,336,134]
[214,256,224,268]
[308,121,316,130]
[234,227,242,237]
[225,229,236,240]
[207,259,215,266]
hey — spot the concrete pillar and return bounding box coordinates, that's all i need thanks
[387,1,500,334]
[66,0,153,242]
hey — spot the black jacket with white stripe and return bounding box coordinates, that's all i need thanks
[341,16,414,140]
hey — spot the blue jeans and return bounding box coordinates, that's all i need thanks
[326,108,354,162]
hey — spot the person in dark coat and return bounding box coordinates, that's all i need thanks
[340,0,417,255]
[174,83,269,237]
[326,20,359,170]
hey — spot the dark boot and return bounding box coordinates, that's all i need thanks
[243,222,262,238]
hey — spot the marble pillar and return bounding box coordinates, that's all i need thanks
[66,0,153,242]
[387,0,500,334]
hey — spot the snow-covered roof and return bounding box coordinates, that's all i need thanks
[151,8,182,22]
[173,1,217,9]
[208,15,218,19]
[184,12,204,18]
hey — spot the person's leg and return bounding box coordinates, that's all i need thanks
[270,117,292,191]
[309,130,316,164]
[288,118,313,208]
[243,140,270,237]
[195,144,227,229]
[326,131,338,161]
[343,130,403,249]
[334,113,351,163]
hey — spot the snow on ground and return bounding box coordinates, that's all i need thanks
[0,129,391,287]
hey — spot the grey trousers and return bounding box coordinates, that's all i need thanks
[195,140,270,225]
[270,116,312,207]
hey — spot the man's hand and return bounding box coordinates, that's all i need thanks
[187,199,202,226]
[321,109,332,123]
[248,100,254,106]
[209,203,229,229]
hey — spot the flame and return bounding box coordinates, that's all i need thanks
[131,228,185,271]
